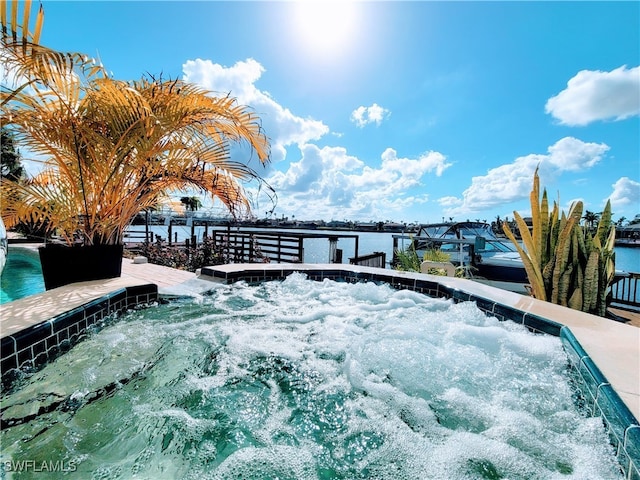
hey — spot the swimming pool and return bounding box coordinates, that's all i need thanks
[0,274,623,479]
[0,247,45,304]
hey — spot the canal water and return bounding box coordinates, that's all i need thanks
[1,227,637,304]
[127,225,639,273]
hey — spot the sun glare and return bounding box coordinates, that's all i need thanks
[293,1,358,59]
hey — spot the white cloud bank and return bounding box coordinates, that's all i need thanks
[182,57,448,220]
[545,65,640,126]
[267,145,451,220]
[183,58,329,162]
[350,103,391,128]
[179,57,634,222]
[440,137,609,217]
[608,177,640,211]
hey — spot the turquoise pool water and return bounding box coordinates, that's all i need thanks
[0,247,45,304]
[1,274,622,479]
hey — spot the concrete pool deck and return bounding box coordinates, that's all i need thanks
[1,257,639,427]
[0,257,214,337]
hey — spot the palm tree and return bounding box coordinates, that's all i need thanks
[180,196,202,212]
[0,1,271,246]
[1,127,25,181]
[492,215,503,234]
[582,210,599,233]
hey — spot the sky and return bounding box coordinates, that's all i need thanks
[14,1,640,224]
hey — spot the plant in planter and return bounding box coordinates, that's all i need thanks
[0,1,272,289]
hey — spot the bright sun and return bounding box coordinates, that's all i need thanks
[292,1,358,59]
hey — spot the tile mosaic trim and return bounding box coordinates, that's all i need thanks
[560,327,640,480]
[1,284,158,391]
[202,265,639,478]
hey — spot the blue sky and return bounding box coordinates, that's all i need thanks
[23,1,640,223]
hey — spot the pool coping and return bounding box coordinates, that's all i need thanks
[1,281,159,387]
[1,262,638,477]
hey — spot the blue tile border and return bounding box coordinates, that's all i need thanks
[0,284,158,391]
[560,326,640,479]
[523,313,563,336]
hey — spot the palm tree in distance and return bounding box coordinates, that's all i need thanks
[1,127,25,181]
[180,196,203,212]
[582,210,600,233]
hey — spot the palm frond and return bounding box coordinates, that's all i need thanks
[1,2,272,245]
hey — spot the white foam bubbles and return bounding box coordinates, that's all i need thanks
[210,445,318,480]
[0,274,623,479]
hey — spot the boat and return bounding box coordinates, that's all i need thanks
[615,238,640,248]
[410,222,530,294]
[615,223,640,247]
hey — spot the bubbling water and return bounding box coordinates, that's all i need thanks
[1,273,621,479]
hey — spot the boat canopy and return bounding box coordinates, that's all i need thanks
[415,222,517,253]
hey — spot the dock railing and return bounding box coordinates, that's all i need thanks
[210,230,361,264]
[125,225,362,265]
[212,230,304,263]
[609,272,640,312]
[349,251,386,268]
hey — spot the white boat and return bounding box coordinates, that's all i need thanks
[411,222,530,294]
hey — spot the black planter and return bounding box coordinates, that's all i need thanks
[38,244,124,290]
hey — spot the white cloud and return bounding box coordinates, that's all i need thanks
[437,196,463,208]
[269,144,363,194]
[441,137,609,217]
[545,65,640,126]
[381,148,452,178]
[266,145,448,220]
[546,136,609,171]
[608,177,640,210]
[182,58,329,162]
[350,103,391,128]
[451,158,541,213]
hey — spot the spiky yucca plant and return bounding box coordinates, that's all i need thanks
[503,167,615,316]
[1,0,271,246]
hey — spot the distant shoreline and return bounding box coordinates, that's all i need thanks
[615,239,640,248]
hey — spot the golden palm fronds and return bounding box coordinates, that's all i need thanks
[1,1,272,245]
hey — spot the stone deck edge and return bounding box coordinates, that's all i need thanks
[1,283,158,389]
